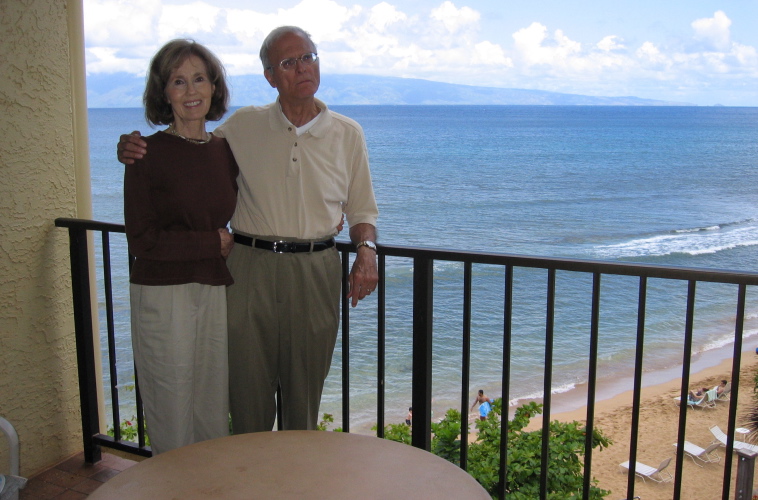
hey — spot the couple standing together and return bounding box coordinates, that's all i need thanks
[120,26,379,454]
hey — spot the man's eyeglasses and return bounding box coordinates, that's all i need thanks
[274,52,319,71]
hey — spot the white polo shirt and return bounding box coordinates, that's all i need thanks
[216,97,378,240]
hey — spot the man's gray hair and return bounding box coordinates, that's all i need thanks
[260,26,316,70]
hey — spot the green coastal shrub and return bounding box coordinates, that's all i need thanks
[106,416,150,446]
[379,400,612,499]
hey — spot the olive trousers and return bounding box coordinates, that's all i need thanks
[226,241,341,433]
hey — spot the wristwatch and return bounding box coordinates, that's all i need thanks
[356,241,377,252]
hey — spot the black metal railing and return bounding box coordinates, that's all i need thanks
[56,217,758,500]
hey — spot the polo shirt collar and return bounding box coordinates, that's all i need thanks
[269,96,332,137]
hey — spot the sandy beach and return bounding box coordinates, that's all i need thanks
[525,349,758,500]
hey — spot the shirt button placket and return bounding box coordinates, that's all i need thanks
[289,138,300,175]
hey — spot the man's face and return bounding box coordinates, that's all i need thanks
[264,32,320,103]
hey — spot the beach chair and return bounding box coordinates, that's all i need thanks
[705,388,719,406]
[673,441,721,466]
[620,457,673,483]
[674,393,714,409]
[709,425,750,451]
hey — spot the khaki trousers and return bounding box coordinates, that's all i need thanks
[226,242,341,433]
[130,283,230,454]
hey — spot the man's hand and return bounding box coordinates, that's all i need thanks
[219,228,234,259]
[347,223,378,307]
[336,214,345,234]
[347,248,378,307]
[117,131,147,165]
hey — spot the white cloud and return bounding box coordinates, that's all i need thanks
[692,10,731,51]
[430,1,480,35]
[82,0,758,104]
[368,2,407,31]
[84,0,161,45]
[158,2,222,40]
[512,23,582,67]
[597,35,624,52]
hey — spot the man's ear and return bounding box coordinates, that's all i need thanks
[264,69,277,89]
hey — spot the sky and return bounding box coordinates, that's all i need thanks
[83,0,758,106]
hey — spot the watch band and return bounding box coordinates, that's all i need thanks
[356,241,377,252]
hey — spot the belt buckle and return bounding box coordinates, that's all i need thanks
[272,241,292,253]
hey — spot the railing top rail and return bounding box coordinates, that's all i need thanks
[360,242,758,285]
[55,217,126,233]
[55,217,758,286]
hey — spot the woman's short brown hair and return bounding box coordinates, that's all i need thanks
[143,39,229,126]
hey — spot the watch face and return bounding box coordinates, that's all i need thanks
[360,241,376,250]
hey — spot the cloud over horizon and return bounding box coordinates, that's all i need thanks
[83,0,758,105]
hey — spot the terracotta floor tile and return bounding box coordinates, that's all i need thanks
[52,489,87,500]
[18,451,139,498]
[70,477,103,495]
[20,479,66,499]
[34,469,86,490]
[87,467,120,484]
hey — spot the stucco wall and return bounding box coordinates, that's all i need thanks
[0,0,86,477]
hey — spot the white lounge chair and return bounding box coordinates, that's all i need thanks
[674,393,714,409]
[705,388,719,405]
[673,441,721,466]
[620,457,673,483]
[709,425,752,451]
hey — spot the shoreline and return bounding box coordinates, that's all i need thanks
[343,340,758,434]
[526,345,757,430]
[519,341,756,425]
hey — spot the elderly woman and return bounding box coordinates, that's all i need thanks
[124,39,238,454]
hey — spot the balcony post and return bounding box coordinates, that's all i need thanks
[735,449,757,499]
[66,227,102,464]
[411,256,433,451]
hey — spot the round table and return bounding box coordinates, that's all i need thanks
[89,430,490,499]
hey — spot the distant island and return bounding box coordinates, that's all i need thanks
[86,72,694,108]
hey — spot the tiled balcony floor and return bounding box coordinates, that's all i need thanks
[19,451,139,499]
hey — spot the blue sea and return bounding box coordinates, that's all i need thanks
[88,105,758,432]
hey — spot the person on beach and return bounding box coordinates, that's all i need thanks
[124,40,238,454]
[471,390,492,421]
[406,407,413,426]
[717,379,729,395]
[118,26,379,434]
[688,387,708,403]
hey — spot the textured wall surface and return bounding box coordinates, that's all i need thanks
[0,0,84,476]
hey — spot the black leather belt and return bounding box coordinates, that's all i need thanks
[234,234,335,253]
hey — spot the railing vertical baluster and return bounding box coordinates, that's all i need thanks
[673,281,697,500]
[341,248,351,433]
[724,283,748,500]
[101,232,121,442]
[411,256,434,451]
[582,272,601,500]
[624,277,647,500]
[66,226,102,464]
[540,268,557,500]
[499,265,514,499]
[460,262,473,470]
[376,253,386,438]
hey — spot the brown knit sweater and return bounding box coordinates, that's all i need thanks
[125,131,239,286]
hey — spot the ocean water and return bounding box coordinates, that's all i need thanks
[88,105,758,431]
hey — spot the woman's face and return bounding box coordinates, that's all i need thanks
[165,54,214,126]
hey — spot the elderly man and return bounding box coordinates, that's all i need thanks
[118,26,379,433]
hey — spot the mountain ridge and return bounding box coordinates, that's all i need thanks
[86,72,694,107]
